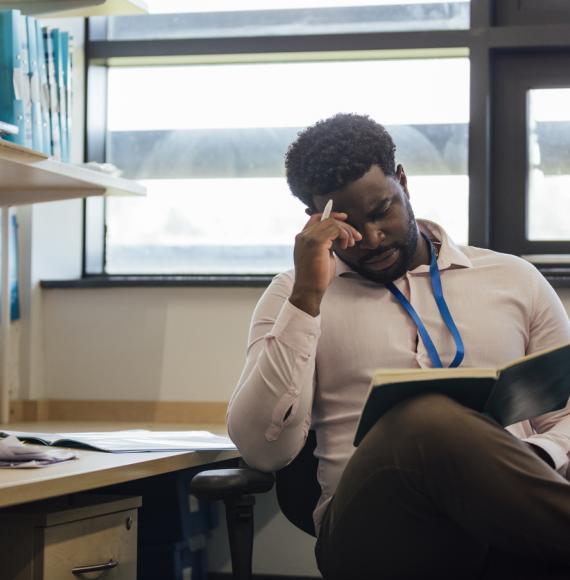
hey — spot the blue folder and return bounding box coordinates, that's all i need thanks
[43,26,61,159]
[26,15,43,153]
[35,18,51,155]
[0,10,26,146]
[51,28,68,162]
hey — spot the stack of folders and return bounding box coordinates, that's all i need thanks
[0,9,73,161]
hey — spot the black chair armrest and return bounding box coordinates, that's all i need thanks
[190,468,275,501]
[190,468,275,580]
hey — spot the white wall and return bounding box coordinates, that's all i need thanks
[42,286,263,401]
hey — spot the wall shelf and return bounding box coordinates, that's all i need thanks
[0,140,145,206]
[0,0,147,17]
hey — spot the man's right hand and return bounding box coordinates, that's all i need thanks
[289,212,362,317]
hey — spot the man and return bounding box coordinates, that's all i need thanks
[227,113,570,579]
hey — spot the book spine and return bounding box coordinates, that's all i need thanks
[26,15,43,153]
[0,10,26,146]
[36,19,51,155]
[43,25,61,159]
[52,28,68,163]
[17,11,33,148]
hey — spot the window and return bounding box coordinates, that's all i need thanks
[527,89,570,241]
[106,1,470,40]
[103,57,469,274]
[84,0,570,282]
[492,52,570,257]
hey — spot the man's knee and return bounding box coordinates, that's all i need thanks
[387,393,465,432]
[368,392,477,456]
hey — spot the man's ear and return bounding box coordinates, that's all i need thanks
[305,199,318,215]
[395,164,409,197]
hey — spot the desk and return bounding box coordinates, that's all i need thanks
[0,421,239,508]
[0,422,239,579]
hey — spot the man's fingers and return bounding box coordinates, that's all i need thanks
[300,214,362,250]
[336,225,357,250]
[322,220,362,248]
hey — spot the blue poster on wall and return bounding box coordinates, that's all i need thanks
[10,213,20,321]
[0,213,20,322]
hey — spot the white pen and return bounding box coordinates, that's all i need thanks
[321,199,333,221]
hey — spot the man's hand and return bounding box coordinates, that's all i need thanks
[526,442,556,469]
[289,212,362,317]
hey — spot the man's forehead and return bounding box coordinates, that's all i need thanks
[313,176,396,211]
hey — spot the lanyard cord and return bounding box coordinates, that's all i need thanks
[385,234,464,368]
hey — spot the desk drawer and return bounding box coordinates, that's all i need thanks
[0,495,141,580]
[42,508,137,580]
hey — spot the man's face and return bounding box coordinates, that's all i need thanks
[312,165,421,284]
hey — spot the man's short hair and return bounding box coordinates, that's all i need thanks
[285,113,397,207]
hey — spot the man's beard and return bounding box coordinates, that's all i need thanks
[351,200,419,284]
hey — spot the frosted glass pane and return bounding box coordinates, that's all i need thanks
[527,89,570,241]
[105,57,469,274]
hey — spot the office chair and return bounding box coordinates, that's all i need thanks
[190,430,320,580]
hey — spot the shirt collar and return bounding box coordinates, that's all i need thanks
[337,219,472,279]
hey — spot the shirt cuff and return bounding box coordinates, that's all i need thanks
[522,436,569,473]
[268,299,321,357]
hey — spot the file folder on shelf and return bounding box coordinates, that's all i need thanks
[61,30,71,161]
[26,15,43,153]
[35,18,51,155]
[43,25,60,158]
[17,11,33,148]
[0,10,26,146]
[51,27,67,162]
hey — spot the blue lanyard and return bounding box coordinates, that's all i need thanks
[385,235,464,368]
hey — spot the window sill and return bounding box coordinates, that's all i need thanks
[533,266,570,288]
[40,275,275,289]
[40,265,570,289]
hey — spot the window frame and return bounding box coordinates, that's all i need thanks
[492,51,570,256]
[80,0,570,285]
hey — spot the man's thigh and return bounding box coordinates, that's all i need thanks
[315,393,570,579]
[316,464,488,579]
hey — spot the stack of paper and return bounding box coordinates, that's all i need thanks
[0,430,236,453]
[0,435,76,468]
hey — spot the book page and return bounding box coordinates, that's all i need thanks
[372,366,498,386]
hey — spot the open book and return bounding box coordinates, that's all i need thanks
[354,342,570,446]
[0,430,236,453]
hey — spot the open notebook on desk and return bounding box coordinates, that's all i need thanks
[0,429,236,453]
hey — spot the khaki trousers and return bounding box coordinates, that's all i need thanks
[315,393,570,580]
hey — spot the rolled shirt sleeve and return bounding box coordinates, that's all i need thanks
[227,272,320,472]
[524,412,570,474]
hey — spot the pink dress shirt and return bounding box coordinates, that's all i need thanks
[227,220,570,534]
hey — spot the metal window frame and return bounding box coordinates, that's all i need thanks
[83,0,570,279]
[492,50,570,254]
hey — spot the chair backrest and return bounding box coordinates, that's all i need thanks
[274,430,320,537]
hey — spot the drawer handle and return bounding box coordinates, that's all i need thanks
[71,559,119,575]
